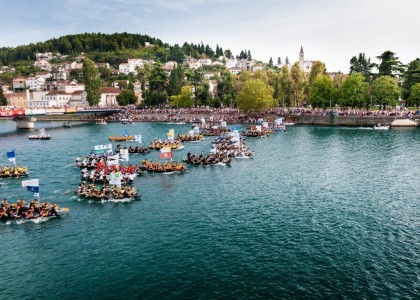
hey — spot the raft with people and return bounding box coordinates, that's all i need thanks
[176,134,204,143]
[201,127,232,136]
[76,183,139,201]
[184,152,231,166]
[141,159,187,173]
[0,198,67,221]
[108,135,135,142]
[149,139,184,150]
[0,166,30,178]
[116,144,150,154]
[81,164,141,184]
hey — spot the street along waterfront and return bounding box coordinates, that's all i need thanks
[0,120,419,299]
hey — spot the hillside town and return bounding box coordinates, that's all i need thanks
[1,46,343,109]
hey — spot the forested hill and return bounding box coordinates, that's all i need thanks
[0,32,232,66]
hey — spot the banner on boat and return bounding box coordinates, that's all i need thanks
[107,172,122,188]
[167,129,174,141]
[160,147,172,159]
[119,149,129,162]
[106,154,119,166]
[94,144,112,154]
[22,179,39,193]
[7,150,16,163]
[134,135,142,144]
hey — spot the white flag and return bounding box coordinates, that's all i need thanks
[119,149,129,162]
[22,179,39,187]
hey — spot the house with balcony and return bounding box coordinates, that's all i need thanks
[12,77,26,91]
[228,68,241,75]
[26,76,47,91]
[34,59,52,71]
[198,58,212,66]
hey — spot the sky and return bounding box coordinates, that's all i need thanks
[1,0,419,72]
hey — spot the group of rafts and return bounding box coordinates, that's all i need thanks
[75,121,287,200]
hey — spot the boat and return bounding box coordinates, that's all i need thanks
[373,123,390,130]
[121,119,133,124]
[63,121,72,128]
[28,128,51,140]
[95,118,107,125]
[0,200,69,222]
[116,145,150,154]
[184,152,231,166]
[109,135,134,142]
[76,184,140,201]
[0,166,29,178]
[141,159,187,173]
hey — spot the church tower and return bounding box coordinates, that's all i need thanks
[299,46,304,69]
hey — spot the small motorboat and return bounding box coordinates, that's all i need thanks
[95,118,107,125]
[63,121,72,128]
[373,123,390,130]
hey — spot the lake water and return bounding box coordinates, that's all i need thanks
[0,120,419,299]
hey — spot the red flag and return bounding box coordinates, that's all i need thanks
[160,147,172,159]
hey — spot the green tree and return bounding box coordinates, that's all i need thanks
[136,63,152,95]
[375,51,405,78]
[196,82,211,105]
[237,79,276,113]
[349,53,372,81]
[268,57,273,67]
[401,58,420,100]
[217,71,235,105]
[170,86,194,108]
[167,64,185,96]
[307,61,327,101]
[116,89,137,106]
[339,73,369,108]
[82,57,102,106]
[278,65,292,107]
[273,76,280,103]
[145,63,168,107]
[371,76,401,108]
[309,75,336,109]
[0,87,7,106]
[290,63,307,107]
[408,83,420,108]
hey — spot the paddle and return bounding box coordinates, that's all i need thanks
[60,208,70,212]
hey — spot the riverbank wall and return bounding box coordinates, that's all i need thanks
[32,113,419,127]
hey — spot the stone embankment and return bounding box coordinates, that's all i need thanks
[36,112,419,127]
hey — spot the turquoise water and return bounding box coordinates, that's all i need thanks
[0,120,419,299]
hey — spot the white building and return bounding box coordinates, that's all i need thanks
[228,68,241,75]
[198,58,212,66]
[34,60,52,71]
[99,87,120,107]
[225,58,237,69]
[299,46,314,74]
[26,76,46,91]
[118,59,145,75]
[236,59,256,70]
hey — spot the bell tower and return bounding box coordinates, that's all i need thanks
[299,46,304,69]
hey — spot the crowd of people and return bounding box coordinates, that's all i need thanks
[0,198,60,220]
[77,183,138,200]
[141,159,186,173]
[0,166,29,178]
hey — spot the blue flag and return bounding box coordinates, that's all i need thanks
[7,151,16,163]
[27,186,40,193]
